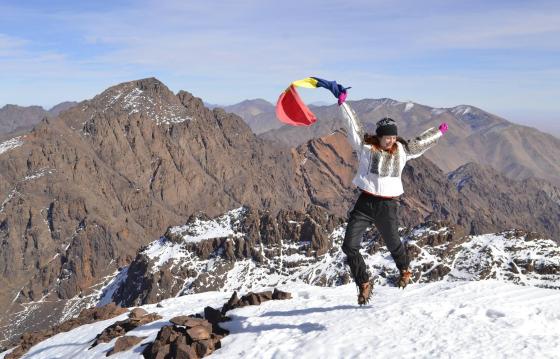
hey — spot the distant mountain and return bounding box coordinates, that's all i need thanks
[0,102,77,139]
[0,105,46,138]
[47,101,77,117]
[259,99,560,187]
[221,99,284,134]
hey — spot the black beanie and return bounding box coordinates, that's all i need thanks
[375,117,398,136]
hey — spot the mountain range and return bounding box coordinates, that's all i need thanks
[219,99,283,135]
[0,102,77,140]
[224,98,560,187]
[0,78,559,348]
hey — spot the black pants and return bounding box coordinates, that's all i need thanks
[342,192,409,285]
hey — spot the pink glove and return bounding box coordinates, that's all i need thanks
[439,122,448,134]
[338,91,347,105]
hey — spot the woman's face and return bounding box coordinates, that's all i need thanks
[379,135,397,150]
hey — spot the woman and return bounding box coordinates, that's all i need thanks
[339,101,448,305]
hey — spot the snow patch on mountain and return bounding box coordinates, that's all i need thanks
[410,225,450,238]
[167,207,246,243]
[0,188,20,213]
[0,136,23,155]
[447,232,560,287]
[92,84,193,125]
[404,102,414,112]
[138,207,247,274]
[98,268,129,307]
[452,105,472,116]
[23,168,54,181]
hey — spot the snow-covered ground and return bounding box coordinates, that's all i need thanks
[4,280,559,359]
[0,136,23,155]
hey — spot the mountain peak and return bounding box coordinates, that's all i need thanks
[101,77,172,99]
[85,77,192,125]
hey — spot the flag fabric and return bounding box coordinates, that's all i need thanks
[275,77,349,126]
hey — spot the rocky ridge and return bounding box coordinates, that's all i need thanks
[103,208,560,308]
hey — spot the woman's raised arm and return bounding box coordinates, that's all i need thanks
[340,102,365,153]
[403,123,447,160]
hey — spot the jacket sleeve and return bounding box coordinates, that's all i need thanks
[339,102,364,153]
[403,127,442,160]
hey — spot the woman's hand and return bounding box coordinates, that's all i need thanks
[338,91,347,105]
[439,122,449,134]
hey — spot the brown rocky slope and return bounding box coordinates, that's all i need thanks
[0,78,308,344]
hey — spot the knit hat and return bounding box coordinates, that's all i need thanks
[375,117,398,137]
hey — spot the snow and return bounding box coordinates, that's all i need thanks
[452,105,472,116]
[143,238,188,270]
[0,136,23,155]
[139,208,247,274]
[94,85,193,125]
[167,207,246,243]
[98,268,129,306]
[282,253,311,263]
[431,108,446,116]
[447,233,560,287]
[4,281,559,359]
[404,102,414,112]
[0,188,19,213]
[410,225,450,238]
[23,168,54,181]
[3,193,558,358]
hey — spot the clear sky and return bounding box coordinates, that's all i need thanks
[1,0,559,135]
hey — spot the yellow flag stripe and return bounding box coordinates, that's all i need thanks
[291,77,319,89]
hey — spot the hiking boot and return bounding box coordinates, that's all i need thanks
[398,268,412,289]
[357,281,373,305]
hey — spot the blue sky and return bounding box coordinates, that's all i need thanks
[1,0,559,134]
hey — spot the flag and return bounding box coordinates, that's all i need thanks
[275,77,349,126]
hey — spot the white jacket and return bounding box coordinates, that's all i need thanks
[340,102,442,197]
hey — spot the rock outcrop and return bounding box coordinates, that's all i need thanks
[5,303,128,359]
[90,311,162,347]
[106,208,559,309]
[142,289,292,359]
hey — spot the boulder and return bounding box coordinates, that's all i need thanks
[272,288,292,300]
[106,335,145,356]
[129,308,149,319]
[187,326,211,341]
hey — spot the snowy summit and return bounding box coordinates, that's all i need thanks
[2,280,559,358]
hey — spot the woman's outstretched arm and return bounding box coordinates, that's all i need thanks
[403,123,447,160]
[340,102,365,153]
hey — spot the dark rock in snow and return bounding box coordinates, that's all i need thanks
[107,335,145,356]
